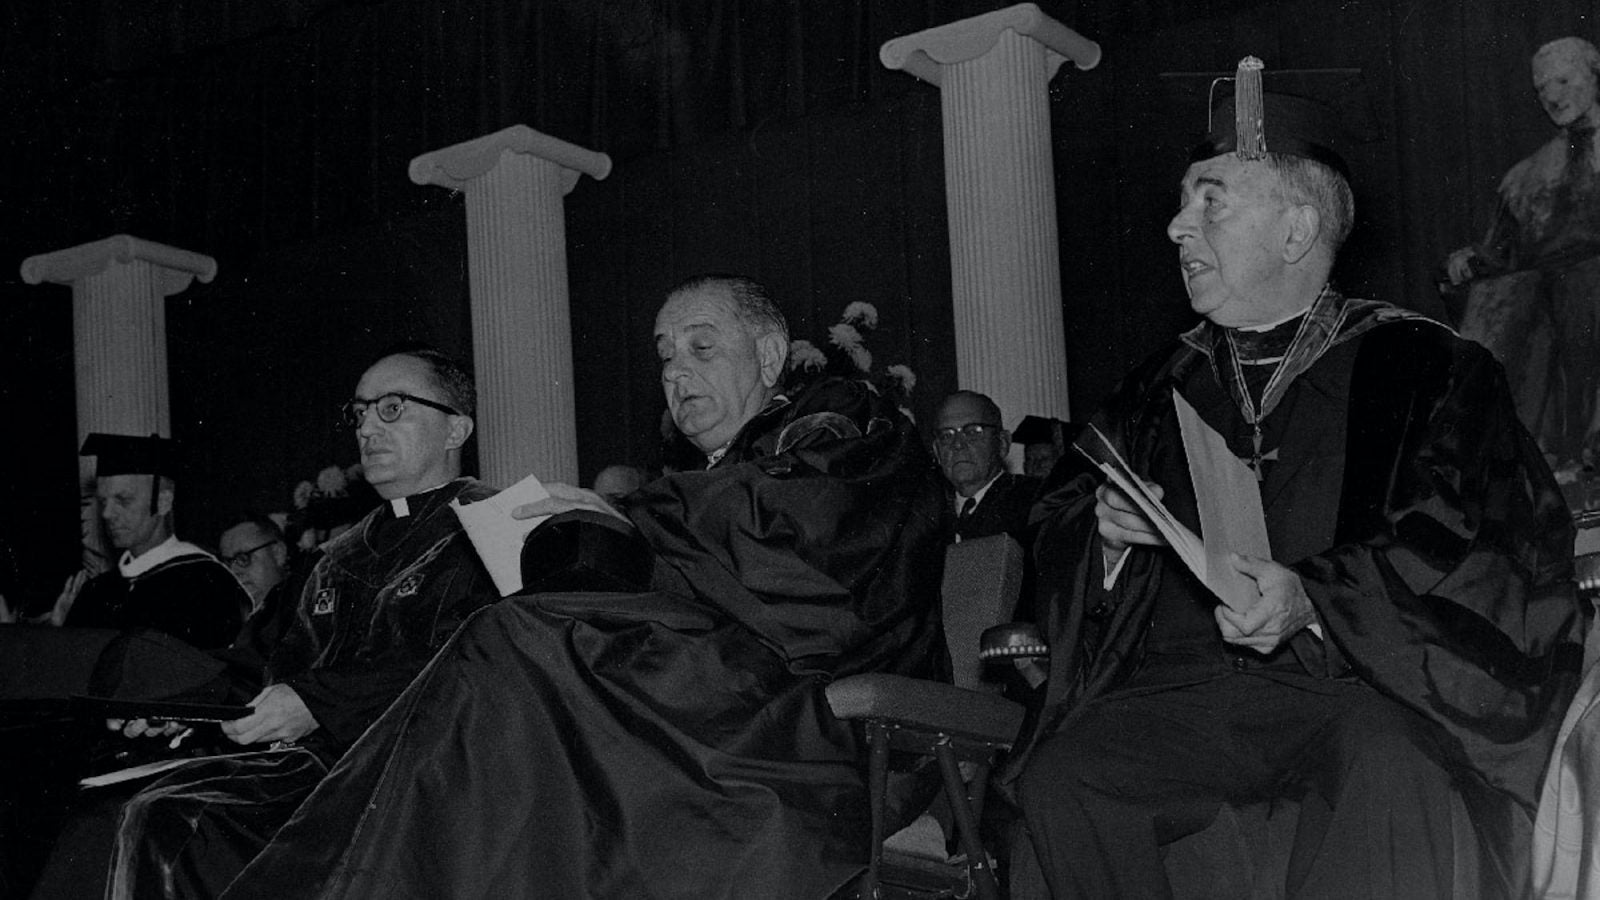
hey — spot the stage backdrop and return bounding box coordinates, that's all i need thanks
[4,0,1597,607]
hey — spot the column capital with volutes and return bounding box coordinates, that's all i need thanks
[20,234,218,295]
[879,2,1101,88]
[409,125,613,195]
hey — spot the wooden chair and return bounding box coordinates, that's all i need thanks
[826,534,1028,900]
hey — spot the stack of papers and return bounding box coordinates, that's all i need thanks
[1073,391,1271,612]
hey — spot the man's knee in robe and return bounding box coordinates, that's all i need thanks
[1299,691,1460,803]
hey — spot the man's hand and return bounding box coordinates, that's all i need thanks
[45,571,88,627]
[220,684,319,746]
[107,718,187,740]
[1446,246,1477,286]
[512,482,630,524]
[1215,553,1317,653]
[1094,480,1166,571]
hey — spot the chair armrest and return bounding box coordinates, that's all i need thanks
[825,673,1025,745]
[978,624,1047,662]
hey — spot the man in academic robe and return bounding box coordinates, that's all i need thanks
[1012,414,1071,479]
[99,346,498,899]
[934,390,1042,546]
[219,275,949,900]
[64,434,246,651]
[1012,66,1586,899]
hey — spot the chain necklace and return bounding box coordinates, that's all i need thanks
[1222,311,1314,482]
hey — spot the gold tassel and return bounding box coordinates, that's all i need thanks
[1234,56,1266,160]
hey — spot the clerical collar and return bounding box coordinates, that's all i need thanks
[388,480,453,518]
[1228,311,1308,364]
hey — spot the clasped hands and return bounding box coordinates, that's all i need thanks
[1096,480,1316,653]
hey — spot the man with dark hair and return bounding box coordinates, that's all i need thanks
[216,513,299,669]
[376,341,479,421]
[98,347,499,898]
[65,434,246,650]
[1013,60,1584,898]
[218,514,289,617]
[223,274,948,900]
[933,390,1041,545]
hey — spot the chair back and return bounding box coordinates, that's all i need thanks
[940,534,1024,693]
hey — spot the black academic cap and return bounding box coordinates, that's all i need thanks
[80,433,181,479]
[1180,58,1366,180]
[1013,415,1064,445]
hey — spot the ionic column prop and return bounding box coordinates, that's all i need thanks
[882,3,1099,436]
[411,125,612,488]
[21,234,217,571]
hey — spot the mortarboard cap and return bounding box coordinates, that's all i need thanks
[80,433,181,479]
[1187,57,1358,180]
[1012,415,1066,446]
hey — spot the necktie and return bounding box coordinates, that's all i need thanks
[955,496,977,541]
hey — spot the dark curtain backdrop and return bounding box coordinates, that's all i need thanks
[3,0,1597,609]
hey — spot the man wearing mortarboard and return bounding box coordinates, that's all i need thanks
[65,433,246,651]
[1008,58,1583,897]
[1011,413,1075,479]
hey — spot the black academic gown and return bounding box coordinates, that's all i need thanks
[222,377,949,900]
[1014,296,1585,883]
[67,548,246,651]
[103,478,498,900]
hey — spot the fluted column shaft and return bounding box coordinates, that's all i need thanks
[882,4,1100,433]
[21,234,217,571]
[411,126,611,489]
[72,261,173,440]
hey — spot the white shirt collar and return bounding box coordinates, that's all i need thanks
[119,535,214,578]
[954,470,1004,515]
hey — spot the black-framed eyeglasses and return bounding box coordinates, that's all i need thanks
[341,392,461,429]
[224,539,281,570]
[934,423,1001,446]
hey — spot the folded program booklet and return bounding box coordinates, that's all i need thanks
[70,695,253,724]
[1171,390,1273,613]
[450,473,552,596]
[1073,391,1271,612]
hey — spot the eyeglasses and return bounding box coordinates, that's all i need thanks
[934,423,1002,446]
[340,392,461,429]
[224,539,281,570]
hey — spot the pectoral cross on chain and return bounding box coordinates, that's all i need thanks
[1249,425,1278,482]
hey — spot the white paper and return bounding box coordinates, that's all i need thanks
[450,473,551,596]
[1075,424,1208,584]
[78,749,279,788]
[1173,389,1272,612]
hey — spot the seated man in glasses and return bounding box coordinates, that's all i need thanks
[218,514,290,621]
[933,390,1043,546]
[76,344,499,899]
